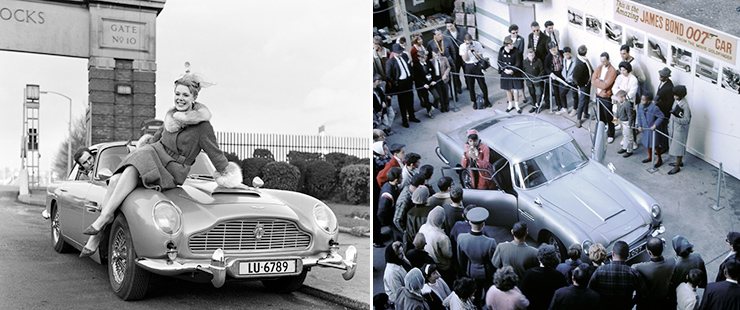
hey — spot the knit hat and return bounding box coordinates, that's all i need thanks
[412,186,430,204]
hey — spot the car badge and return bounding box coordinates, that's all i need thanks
[250,205,265,209]
[254,224,265,240]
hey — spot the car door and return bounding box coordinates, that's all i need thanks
[82,145,128,231]
[58,163,93,245]
[457,157,518,229]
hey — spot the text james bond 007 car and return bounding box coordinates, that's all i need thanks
[436,113,665,262]
[42,141,356,300]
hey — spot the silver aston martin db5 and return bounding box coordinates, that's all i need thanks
[42,141,356,300]
[436,112,665,262]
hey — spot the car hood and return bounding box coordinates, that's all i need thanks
[536,166,647,238]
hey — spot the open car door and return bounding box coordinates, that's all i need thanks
[441,166,518,228]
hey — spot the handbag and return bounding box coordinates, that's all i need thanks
[475,53,491,70]
[670,105,684,118]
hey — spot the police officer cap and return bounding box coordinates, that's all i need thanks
[467,207,489,224]
[389,143,405,154]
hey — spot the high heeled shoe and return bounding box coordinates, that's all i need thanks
[79,246,97,258]
[83,225,101,235]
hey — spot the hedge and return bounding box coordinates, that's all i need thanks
[261,161,301,191]
[253,148,274,160]
[340,164,370,204]
[241,157,273,185]
[288,151,322,162]
[304,160,336,199]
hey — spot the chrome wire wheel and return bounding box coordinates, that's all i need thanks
[110,226,128,285]
[52,210,61,244]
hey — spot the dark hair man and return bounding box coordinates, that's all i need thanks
[633,237,675,309]
[588,240,648,310]
[492,222,539,282]
[549,263,600,309]
[376,167,403,246]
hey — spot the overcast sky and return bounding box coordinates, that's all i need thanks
[0,0,370,176]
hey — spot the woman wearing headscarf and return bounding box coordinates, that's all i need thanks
[384,241,412,307]
[421,264,451,310]
[443,277,478,310]
[667,85,691,175]
[395,268,431,310]
[418,206,454,284]
[461,129,495,190]
[670,235,707,291]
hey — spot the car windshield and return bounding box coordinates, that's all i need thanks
[515,140,588,189]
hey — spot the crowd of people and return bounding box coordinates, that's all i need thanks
[372,132,740,309]
[374,17,694,175]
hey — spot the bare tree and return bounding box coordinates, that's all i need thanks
[52,115,88,179]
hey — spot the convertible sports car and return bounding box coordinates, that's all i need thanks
[436,112,665,262]
[42,141,356,300]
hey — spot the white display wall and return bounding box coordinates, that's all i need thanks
[483,0,740,179]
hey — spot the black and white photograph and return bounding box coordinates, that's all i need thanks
[0,0,369,308]
[695,54,720,84]
[647,35,669,64]
[670,45,693,73]
[568,7,584,27]
[585,14,602,36]
[605,20,623,45]
[721,66,740,94]
[624,27,646,54]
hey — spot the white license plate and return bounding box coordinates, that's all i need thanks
[239,260,296,275]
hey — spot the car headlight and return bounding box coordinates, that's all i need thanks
[152,200,182,235]
[314,203,338,234]
[582,239,594,255]
[651,204,662,220]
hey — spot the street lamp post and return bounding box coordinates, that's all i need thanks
[40,91,73,175]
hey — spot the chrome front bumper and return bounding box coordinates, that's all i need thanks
[135,245,358,288]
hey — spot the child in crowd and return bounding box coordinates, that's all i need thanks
[614,89,634,157]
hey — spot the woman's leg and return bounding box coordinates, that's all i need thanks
[83,166,140,252]
[505,90,514,110]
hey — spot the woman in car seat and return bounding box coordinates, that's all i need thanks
[79,72,245,258]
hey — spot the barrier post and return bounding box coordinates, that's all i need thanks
[647,130,659,173]
[711,163,725,211]
[549,76,554,114]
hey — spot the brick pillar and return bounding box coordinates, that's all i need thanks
[88,57,156,145]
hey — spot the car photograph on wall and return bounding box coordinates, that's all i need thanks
[42,141,357,300]
[435,112,665,262]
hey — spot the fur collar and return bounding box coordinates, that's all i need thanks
[164,102,212,132]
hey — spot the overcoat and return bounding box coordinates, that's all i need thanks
[668,98,691,156]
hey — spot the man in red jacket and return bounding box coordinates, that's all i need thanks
[377,143,405,187]
[591,52,618,143]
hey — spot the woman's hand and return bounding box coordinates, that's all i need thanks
[638,126,643,132]
[651,124,656,131]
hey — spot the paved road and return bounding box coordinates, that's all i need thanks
[372,73,740,302]
[0,190,360,309]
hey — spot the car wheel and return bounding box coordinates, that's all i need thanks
[108,214,150,301]
[51,204,73,253]
[542,232,567,262]
[261,270,308,293]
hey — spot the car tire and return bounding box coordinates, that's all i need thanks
[541,232,567,262]
[261,269,308,293]
[51,204,73,253]
[108,214,150,301]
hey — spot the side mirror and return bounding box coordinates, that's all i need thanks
[97,168,113,181]
[252,177,264,188]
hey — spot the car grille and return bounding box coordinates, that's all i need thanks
[189,219,312,253]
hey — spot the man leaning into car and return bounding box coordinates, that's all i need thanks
[73,147,95,180]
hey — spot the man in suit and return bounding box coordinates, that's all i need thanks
[412,51,439,119]
[544,41,565,114]
[386,43,419,128]
[716,231,740,282]
[445,18,467,94]
[457,207,497,308]
[543,20,561,49]
[376,143,405,187]
[559,46,580,116]
[549,264,600,309]
[427,29,456,71]
[698,260,740,309]
[492,221,539,282]
[633,237,675,310]
[430,49,455,112]
[527,21,550,65]
[573,45,593,127]
[591,52,619,143]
